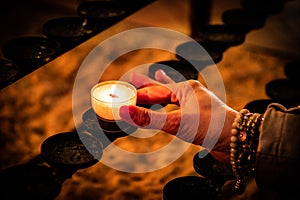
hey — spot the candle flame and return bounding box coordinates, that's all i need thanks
[110,84,118,98]
[109,94,118,98]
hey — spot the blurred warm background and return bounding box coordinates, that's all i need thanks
[0,0,299,199]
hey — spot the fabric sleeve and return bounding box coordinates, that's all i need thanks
[255,103,300,192]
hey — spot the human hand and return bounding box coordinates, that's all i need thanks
[119,70,237,163]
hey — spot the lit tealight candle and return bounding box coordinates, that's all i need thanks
[91,80,137,121]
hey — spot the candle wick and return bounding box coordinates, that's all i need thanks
[109,94,118,98]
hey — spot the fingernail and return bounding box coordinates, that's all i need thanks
[119,105,135,119]
[157,69,166,75]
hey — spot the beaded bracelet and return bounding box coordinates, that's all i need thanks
[230,109,264,194]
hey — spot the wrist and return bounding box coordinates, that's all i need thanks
[230,109,264,194]
[211,107,238,163]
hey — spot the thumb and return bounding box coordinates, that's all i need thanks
[119,105,180,134]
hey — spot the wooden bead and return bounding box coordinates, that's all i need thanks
[230,142,238,148]
[231,128,238,135]
[230,135,238,142]
[230,148,237,154]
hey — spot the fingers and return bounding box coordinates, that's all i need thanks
[154,69,175,84]
[129,72,158,88]
[119,105,202,145]
[137,85,173,104]
[119,105,180,134]
[130,70,178,104]
[129,69,175,88]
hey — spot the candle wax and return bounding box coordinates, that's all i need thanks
[91,81,137,121]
